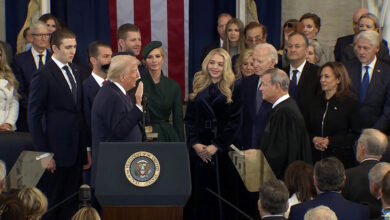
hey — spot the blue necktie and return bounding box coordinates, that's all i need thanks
[361,66,370,101]
[62,66,77,102]
[38,54,44,69]
[289,70,299,102]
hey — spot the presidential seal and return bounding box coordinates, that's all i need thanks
[124,151,160,187]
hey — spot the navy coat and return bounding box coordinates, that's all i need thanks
[83,75,101,147]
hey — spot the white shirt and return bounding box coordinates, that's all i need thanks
[51,57,77,91]
[272,94,290,109]
[219,38,223,47]
[113,82,143,111]
[91,72,105,87]
[31,47,47,69]
[289,60,306,85]
[361,56,377,83]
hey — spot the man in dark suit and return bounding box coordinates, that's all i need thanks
[345,30,390,133]
[12,21,51,132]
[343,128,388,219]
[379,168,390,219]
[200,13,232,63]
[28,28,87,220]
[283,32,319,116]
[289,157,370,220]
[259,68,312,179]
[239,43,276,149]
[258,179,289,220]
[334,8,369,61]
[91,55,144,187]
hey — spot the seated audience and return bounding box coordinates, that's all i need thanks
[306,39,322,65]
[234,48,254,79]
[369,162,390,199]
[141,41,184,142]
[222,18,245,58]
[303,205,337,220]
[341,13,390,64]
[17,187,48,220]
[0,194,26,220]
[284,161,316,217]
[306,62,360,168]
[258,179,289,220]
[299,13,334,65]
[71,207,100,220]
[289,157,370,220]
[342,128,388,219]
[0,44,20,131]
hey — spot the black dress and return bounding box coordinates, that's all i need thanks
[184,82,242,220]
[306,93,361,168]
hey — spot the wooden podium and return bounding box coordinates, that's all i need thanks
[95,142,191,220]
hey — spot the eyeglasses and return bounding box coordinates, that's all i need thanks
[246,36,263,43]
[32,33,51,38]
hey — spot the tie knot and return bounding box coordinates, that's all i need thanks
[292,70,299,75]
[63,66,69,71]
[38,54,43,58]
[364,66,369,71]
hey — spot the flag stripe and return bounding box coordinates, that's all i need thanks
[167,0,185,97]
[109,0,118,52]
[134,0,151,52]
[150,0,168,75]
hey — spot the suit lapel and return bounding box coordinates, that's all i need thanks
[48,60,76,105]
[364,61,382,102]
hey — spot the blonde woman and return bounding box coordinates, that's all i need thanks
[184,48,242,220]
[234,48,254,79]
[0,44,19,131]
[17,187,48,220]
[71,207,100,220]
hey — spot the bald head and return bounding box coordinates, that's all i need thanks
[353,8,369,33]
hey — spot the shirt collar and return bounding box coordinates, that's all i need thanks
[362,56,377,70]
[51,56,68,70]
[91,72,105,87]
[290,59,306,73]
[113,82,127,95]
[272,94,290,108]
[31,47,47,57]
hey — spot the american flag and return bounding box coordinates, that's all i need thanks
[108,0,189,99]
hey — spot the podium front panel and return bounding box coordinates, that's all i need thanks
[95,142,191,206]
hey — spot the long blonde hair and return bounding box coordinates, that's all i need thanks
[0,45,20,98]
[189,48,235,103]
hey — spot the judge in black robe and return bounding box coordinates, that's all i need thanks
[259,68,312,179]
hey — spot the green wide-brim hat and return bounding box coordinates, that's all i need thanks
[142,41,162,59]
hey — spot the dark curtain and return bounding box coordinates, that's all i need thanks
[188,0,235,93]
[255,0,282,49]
[51,0,111,66]
[5,0,30,54]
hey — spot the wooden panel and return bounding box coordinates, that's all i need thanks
[102,206,183,220]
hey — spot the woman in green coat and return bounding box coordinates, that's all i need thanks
[141,41,184,141]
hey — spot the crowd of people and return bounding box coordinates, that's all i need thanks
[1,6,390,220]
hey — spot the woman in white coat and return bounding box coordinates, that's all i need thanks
[0,44,19,131]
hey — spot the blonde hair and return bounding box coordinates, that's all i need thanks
[0,45,20,98]
[17,187,48,220]
[189,48,235,103]
[223,18,245,55]
[107,55,140,82]
[234,48,253,79]
[71,207,101,220]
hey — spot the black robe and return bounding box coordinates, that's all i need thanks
[184,82,242,220]
[260,97,312,179]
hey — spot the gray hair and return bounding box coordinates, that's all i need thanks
[0,160,5,182]
[30,21,49,34]
[358,128,388,156]
[369,162,390,187]
[354,30,381,47]
[107,55,139,82]
[263,68,290,91]
[258,179,289,214]
[308,39,323,64]
[254,43,278,65]
[304,206,337,220]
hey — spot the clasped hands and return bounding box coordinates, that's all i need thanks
[313,136,330,152]
[193,143,218,163]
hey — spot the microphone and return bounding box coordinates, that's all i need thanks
[78,184,91,209]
